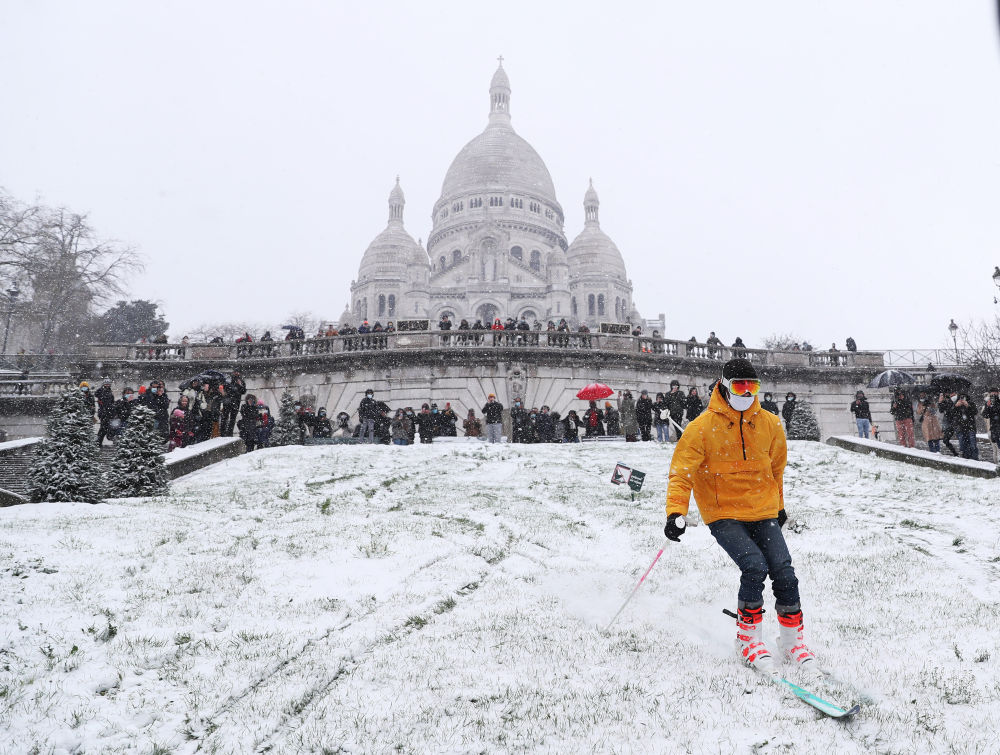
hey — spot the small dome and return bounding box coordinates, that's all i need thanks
[339,303,352,325]
[410,238,429,266]
[547,247,568,266]
[567,225,628,281]
[359,225,422,276]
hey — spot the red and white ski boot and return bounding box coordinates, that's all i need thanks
[736,606,774,673]
[776,610,816,667]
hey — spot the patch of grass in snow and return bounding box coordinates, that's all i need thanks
[433,597,457,614]
[278,488,291,500]
[900,519,932,530]
[357,533,390,558]
[952,536,964,547]
[319,497,332,514]
[174,633,192,645]
[404,615,428,630]
[381,474,409,489]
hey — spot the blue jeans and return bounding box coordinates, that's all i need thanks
[392,438,407,446]
[708,518,800,610]
[361,419,375,443]
[655,423,668,442]
[856,418,871,438]
[927,439,940,453]
[957,430,979,459]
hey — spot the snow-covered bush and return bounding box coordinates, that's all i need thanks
[787,399,821,441]
[28,389,104,503]
[270,391,300,446]
[106,404,169,497]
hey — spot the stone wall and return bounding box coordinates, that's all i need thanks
[59,346,897,442]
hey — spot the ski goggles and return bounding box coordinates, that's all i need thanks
[723,377,762,396]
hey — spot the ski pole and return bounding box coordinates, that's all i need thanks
[603,537,670,632]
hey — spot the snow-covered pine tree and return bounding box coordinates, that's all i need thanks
[787,399,822,441]
[106,404,169,497]
[270,391,300,446]
[28,389,105,503]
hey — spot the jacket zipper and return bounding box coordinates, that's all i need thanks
[739,412,747,460]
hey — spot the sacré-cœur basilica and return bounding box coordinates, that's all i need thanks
[346,60,642,331]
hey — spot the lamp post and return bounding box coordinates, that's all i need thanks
[993,265,1000,304]
[1,285,20,357]
[948,318,959,364]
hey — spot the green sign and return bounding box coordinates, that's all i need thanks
[627,470,645,492]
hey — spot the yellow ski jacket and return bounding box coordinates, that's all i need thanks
[666,385,786,524]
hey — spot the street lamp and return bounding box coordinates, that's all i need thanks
[1,285,20,357]
[993,265,1000,303]
[948,318,959,364]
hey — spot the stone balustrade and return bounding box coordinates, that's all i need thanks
[86,334,885,368]
[0,377,78,396]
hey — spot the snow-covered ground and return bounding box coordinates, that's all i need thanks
[1,440,998,753]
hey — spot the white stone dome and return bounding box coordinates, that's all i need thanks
[358,178,422,278]
[567,225,628,280]
[440,123,558,202]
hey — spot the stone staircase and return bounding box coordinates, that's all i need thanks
[0,445,118,501]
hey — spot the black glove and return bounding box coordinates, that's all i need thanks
[777,509,788,528]
[664,513,686,542]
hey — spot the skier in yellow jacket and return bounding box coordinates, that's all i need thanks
[664,358,815,673]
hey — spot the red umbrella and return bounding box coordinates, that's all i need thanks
[576,382,614,400]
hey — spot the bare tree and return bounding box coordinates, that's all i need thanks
[284,310,319,335]
[1,192,143,352]
[761,332,805,350]
[960,316,1000,388]
[187,321,272,342]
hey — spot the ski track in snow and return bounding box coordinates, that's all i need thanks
[1,441,999,753]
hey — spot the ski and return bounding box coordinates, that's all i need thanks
[723,608,862,718]
[767,673,861,719]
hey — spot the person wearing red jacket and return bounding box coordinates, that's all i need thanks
[664,358,815,674]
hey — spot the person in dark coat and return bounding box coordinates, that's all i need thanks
[414,404,435,443]
[358,389,378,443]
[313,408,333,438]
[440,403,459,436]
[937,393,960,456]
[562,410,581,442]
[781,392,797,432]
[665,381,687,441]
[96,377,116,446]
[404,407,417,443]
[890,388,915,448]
[482,394,504,443]
[221,371,246,436]
[374,404,392,444]
[145,380,171,439]
[535,405,555,442]
[109,388,138,442]
[953,393,979,459]
[850,390,872,439]
[635,390,654,441]
[463,410,482,438]
[256,405,275,448]
[685,388,704,424]
[604,401,621,436]
[238,394,260,452]
[845,337,857,352]
[511,398,530,443]
[760,392,780,417]
[582,400,604,437]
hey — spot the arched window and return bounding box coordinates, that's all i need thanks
[615,297,621,320]
[588,294,596,317]
[378,294,386,317]
[571,297,578,316]
[439,256,446,270]
[510,246,523,261]
[452,249,462,264]
[521,309,536,322]
[598,294,605,317]
[529,250,541,271]
[388,295,396,318]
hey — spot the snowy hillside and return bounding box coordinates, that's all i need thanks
[1,441,998,753]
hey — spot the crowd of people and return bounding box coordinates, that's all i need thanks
[850,387,993,460]
[82,370,257,452]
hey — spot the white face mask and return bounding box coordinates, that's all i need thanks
[727,393,755,412]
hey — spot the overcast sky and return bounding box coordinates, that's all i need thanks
[2,1,998,350]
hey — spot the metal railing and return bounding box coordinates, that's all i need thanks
[882,349,974,368]
[86,334,886,368]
